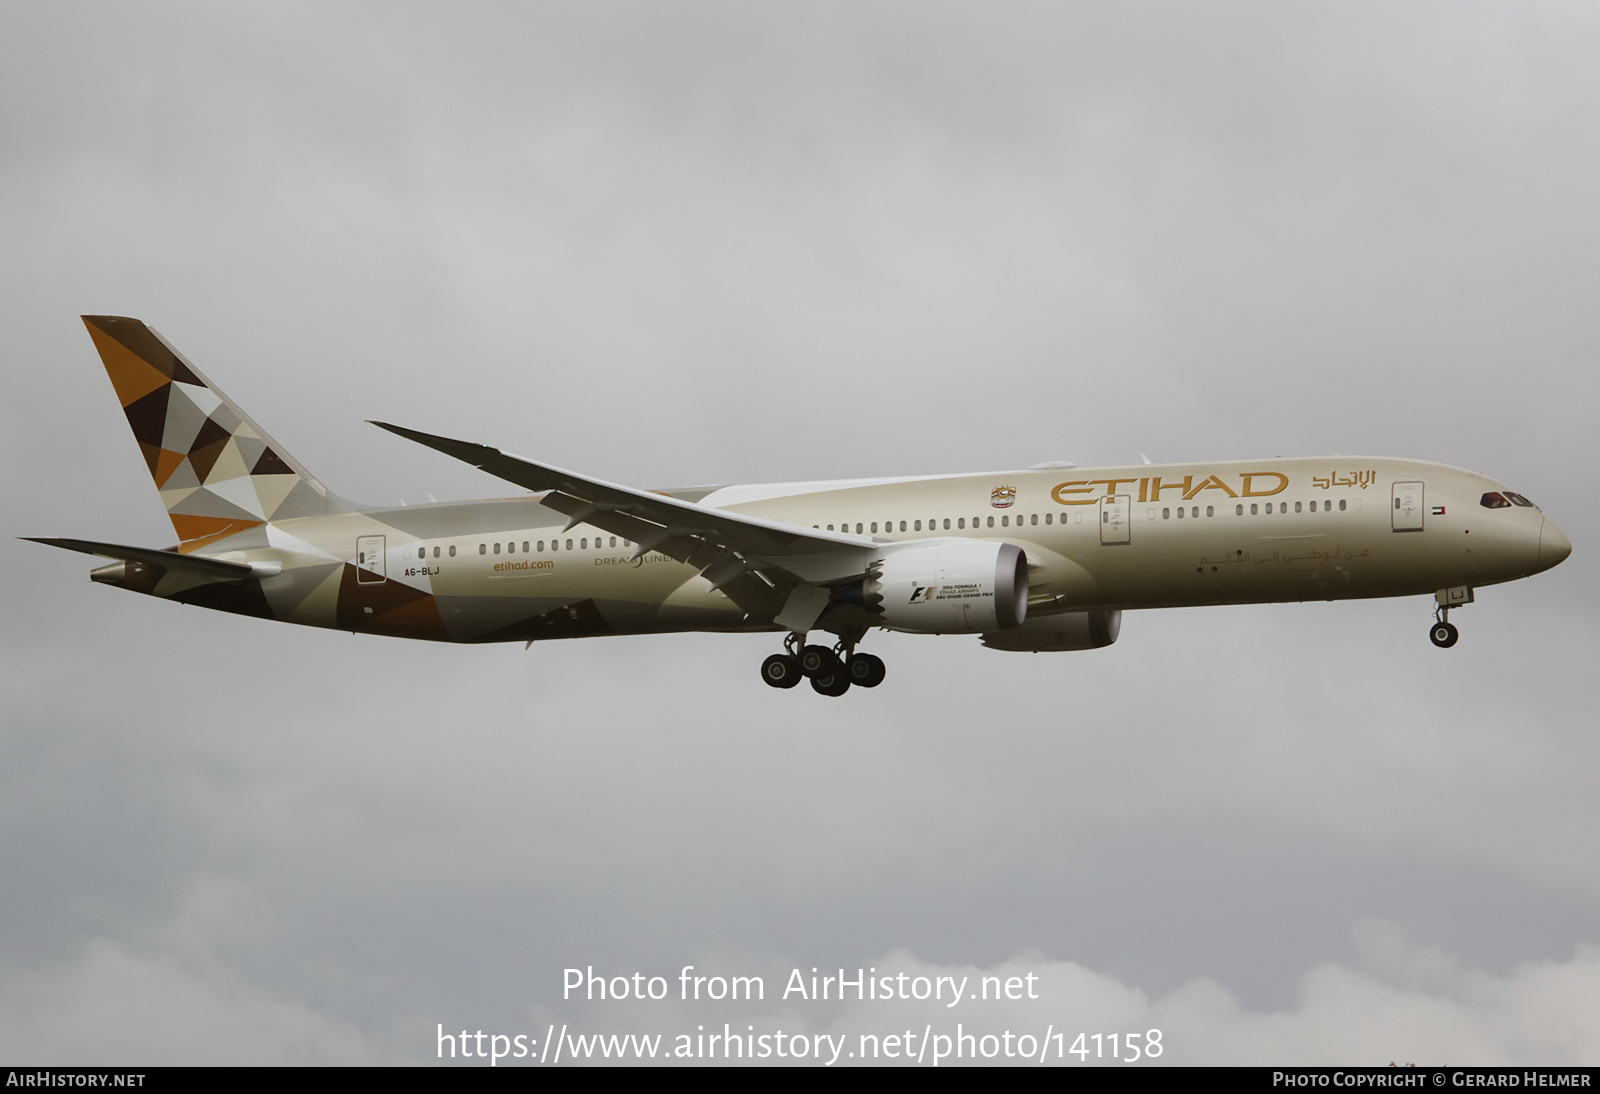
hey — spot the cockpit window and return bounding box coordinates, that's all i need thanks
[1503,491,1536,508]
[1480,492,1511,509]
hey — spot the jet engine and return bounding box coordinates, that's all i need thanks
[863,539,1028,634]
[980,609,1121,652]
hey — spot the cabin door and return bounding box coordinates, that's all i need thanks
[1392,482,1425,532]
[356,535,387,583]
[1099,494,1131,545]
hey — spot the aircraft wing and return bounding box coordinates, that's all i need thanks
[370,422,878,619]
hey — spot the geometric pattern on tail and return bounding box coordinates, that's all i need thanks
[82,316,336,551]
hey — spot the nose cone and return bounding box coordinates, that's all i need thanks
[1540,518,1573,569]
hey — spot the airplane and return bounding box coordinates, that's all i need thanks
[27,316,1573,697]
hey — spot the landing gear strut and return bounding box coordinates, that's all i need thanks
[1430,605,1459,648]
[759,632,887,695]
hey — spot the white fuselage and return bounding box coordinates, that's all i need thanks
[188,455,1565,645]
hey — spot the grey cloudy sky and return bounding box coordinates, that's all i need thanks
[2,0,1597,1065]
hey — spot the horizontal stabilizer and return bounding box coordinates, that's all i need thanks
[21,537,258,581]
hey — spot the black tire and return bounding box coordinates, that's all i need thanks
[847,653,886,688]
[1430,621,1459,648]
[798,644,841,678]
[761,653,802,688]
[810,671,851,697]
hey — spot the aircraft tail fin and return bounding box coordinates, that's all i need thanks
[81,316,347,551]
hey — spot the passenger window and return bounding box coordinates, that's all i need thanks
[566,539,573,550]
[1236,504,1244,516]
[870,522,878,533]
[827,524,834,531]
[551,540,559,551]
[479,543,487,555]
[1191,507,1199,518]
[986,516,994,528]
[1045,513,1053,525]
[1205,506,1214,517]
[522,541,529,552]
[957,518,965,529]
[1324,501,1331,511]
[1001,515,1009,527]
[581,538,588,549]
[913,520,921,531]
[1339,499,1347,511]
[493,543,501,554]
[1250,504,1258,515]
[1031,513,1038,525]
[507,541,515,553]
[609,537,616,547]
[1295,501,1302,513]
[943,519,951,530]
[449,545,457,557]
[899,521,907,532]
[855,523,862,534]
[537,541,544,552]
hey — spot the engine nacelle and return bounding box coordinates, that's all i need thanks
[871,540,1028,634]
[980,609,1121,652]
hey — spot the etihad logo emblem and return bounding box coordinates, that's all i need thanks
[990,485,1016,508]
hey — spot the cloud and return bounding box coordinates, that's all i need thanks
[776,930,1600,1066]
[0,934,370,1065]
[451,927,1600,1065]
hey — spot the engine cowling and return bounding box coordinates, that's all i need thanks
[870,540,1028,634]
[980,609,1121,652]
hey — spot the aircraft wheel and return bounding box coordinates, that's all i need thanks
[847,653,886,688]
[798,644,841,678]
[1429,621,1459,648]
[811,671,851,697]
[761,653,802,689]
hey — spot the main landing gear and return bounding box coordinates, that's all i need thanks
[1429,605,1460,648]
[760,633,886,696]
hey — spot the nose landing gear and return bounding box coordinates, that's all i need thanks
[1430,605,1460,648]
[760,633,887,695]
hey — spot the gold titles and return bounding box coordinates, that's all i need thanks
[1055,471,1284,506]
[1311,470,1377,490]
